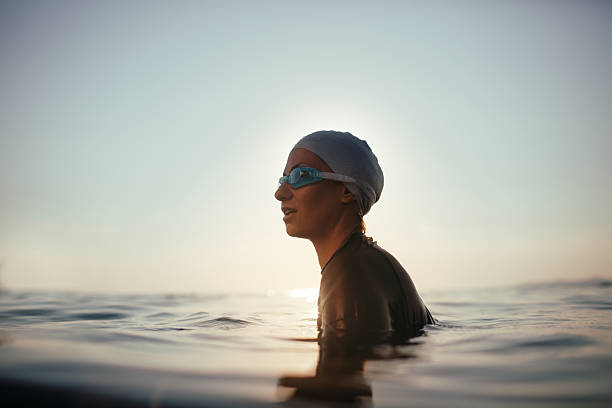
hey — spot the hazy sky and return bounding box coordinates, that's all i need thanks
[1,1,611,294]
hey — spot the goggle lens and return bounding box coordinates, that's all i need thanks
[277,167,322,190]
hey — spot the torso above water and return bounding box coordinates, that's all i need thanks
[317,232,434,342]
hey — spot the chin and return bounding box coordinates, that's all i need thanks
[285,224,308,239]
[285,225,299,237]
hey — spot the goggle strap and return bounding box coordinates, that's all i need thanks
[319,171,356,184]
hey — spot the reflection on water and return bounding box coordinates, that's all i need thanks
[279,344,373,403]
[279,314,425,403]
[0,279,611,407]
[279,335,423,403]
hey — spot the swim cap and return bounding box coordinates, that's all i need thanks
[292,130,384,216]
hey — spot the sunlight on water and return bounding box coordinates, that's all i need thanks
[287,288,319,303]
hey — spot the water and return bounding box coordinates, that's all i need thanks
[0,279,611,407]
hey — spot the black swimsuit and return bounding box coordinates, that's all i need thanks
[317,232,434,343]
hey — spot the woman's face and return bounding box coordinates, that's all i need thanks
[274,148,346,239]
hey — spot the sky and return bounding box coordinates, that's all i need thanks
[1,0,611,295]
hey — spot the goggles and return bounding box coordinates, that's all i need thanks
[277,166,356,190]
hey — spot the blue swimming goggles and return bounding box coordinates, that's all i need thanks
[277,166,356,190]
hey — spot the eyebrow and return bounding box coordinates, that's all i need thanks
[283,162,308,176]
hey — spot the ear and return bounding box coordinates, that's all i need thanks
[341,187,355,204]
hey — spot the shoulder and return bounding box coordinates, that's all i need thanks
[321,234,397,293]
[318,234,395,337]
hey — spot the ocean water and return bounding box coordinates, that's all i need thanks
[0,279,611,407]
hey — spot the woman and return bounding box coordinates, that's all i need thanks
[275,130,434,343]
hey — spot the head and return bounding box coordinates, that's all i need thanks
[274,130,384,240]
[274,148,360,240]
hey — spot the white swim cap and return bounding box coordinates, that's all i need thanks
[293,130,384,216]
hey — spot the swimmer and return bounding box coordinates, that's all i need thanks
[275,130,434,343]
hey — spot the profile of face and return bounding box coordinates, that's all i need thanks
[274,148,355,240]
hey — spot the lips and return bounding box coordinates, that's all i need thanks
[282,207,297,215]
[282,207,297,221]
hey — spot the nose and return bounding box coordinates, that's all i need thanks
[274,181,292,201]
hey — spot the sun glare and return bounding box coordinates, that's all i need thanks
[287,287,319,303]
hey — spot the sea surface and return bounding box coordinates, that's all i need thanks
[0,279,611,407]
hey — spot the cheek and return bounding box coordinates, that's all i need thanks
[286,187,340,238]
[301,185,341,220]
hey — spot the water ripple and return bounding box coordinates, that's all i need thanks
[513,334,597,349]
[69,312,129,320]
[190,316,252,329]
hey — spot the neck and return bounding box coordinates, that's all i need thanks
[310,218,362,271]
